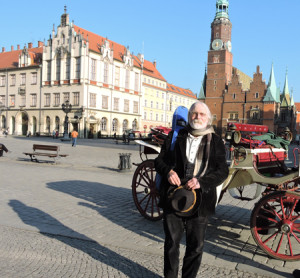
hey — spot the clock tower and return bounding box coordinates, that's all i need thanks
[205,0,233,133]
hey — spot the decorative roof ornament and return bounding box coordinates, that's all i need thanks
[198,66,207,100]
[263,63,280,103]
[215,0,229,19]
[281,69,291,107]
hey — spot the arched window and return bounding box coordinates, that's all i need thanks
[132,119,137,131]
[55,116,60,130]
[101,117,107,131]
[46,116,51,133]
[112,118,118,132]
[122,119,128,132]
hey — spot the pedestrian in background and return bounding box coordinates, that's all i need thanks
[155,101,229,278]
[71,130,78,147]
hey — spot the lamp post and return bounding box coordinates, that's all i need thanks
[61,100,72,141]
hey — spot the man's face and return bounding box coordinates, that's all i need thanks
[190,104,209,129]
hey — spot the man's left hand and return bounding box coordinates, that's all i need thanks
[185,178,200,190]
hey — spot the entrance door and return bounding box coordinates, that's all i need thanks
[22,113,28,136]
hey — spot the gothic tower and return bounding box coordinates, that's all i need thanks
[205,0,233,133]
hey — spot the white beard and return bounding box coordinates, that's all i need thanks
[190,119,207,129]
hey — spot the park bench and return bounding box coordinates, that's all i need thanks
[23,144,68,163]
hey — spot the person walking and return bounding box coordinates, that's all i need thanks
[71,129,78,147]
[155,101,229,278]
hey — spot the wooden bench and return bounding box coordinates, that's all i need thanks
[23,144,68,163]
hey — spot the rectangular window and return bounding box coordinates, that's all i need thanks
[156,102,159,109]
[133,101,138,113]
[0,95,5,106]
[91,58,96,81]
[103,62,109,83]
[124,99,129,112]
[0,75,6,86]
[20,95,26,107]
[161,114,164,122]
[115,66,120,86]
[47,61,51,81]
[11,74,16,86]
[10,95,15,106]
[102,95,108,109]
[73,92,79,106]
[54,93,60,106]
[125,69,130,89]
[90,93,96,107]
[134,73,139,91]
[65,58,70,80]
[31,72,37,85]
[63,92,70,103]
[20,73,26,85]
[144,112,147,120]
[31,94,37,107]
[45,94,50,107]
[145,100,147,107]
[151,101,153,108]
[75,57,80,79]
[113,97,119,111]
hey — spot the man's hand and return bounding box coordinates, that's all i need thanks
[185,177,200,190]
[167,170,181,186]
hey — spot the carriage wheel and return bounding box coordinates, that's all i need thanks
[132,159,163,221]
[250,191,300,261]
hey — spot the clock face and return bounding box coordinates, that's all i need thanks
[225,41,232,52]
[212,39,223,50]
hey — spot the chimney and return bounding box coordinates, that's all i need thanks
[153,60,157,68]
[28,42,33,49]
[38,41,44,47]
[11,46,14,51]
[2,47,5,53]
[17,44,20,50]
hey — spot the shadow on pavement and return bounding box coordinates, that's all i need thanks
[45,180,291,277]
[9,200,161,278]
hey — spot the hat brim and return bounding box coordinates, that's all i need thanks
[167,186,202,217]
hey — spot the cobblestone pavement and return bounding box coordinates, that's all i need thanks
[0,136,298,277]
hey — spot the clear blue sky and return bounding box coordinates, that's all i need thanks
[1,0,299,101]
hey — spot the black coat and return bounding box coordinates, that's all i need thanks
[154,129,229,217]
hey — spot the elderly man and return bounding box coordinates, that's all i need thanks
[155,101,229,278]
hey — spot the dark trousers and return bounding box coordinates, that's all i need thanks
[163,212,208,278]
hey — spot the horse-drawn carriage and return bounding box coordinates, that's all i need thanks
[131,123,300,261]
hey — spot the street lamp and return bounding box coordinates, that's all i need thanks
[61,100,72,141]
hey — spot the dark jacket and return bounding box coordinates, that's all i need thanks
[154,129,229,217]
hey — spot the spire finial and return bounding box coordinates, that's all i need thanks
[64,5,67,14]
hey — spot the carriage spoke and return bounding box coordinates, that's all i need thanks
[280,196,287,219]
[291,231,300,244]
[275,233,284,254]
[262,230,279,244]
[256,225,277,232]
[287,234,293,256]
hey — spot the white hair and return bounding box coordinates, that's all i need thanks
[188,101,212,126]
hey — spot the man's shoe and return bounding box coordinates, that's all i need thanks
[293,269,300,278]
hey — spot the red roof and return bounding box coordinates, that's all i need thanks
[0,47,43,69]
[167,83,196,99]
[73,25,166,81]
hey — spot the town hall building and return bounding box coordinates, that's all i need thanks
[199,0,296,137]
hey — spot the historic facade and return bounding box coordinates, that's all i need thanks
[0,8,197,138]
[200,0,297,137]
